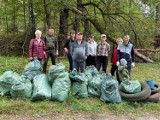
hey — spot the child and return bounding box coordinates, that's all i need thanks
[118,58,130,83]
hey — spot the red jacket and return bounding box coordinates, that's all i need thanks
[111,47,117,64]
[29,38,46,59]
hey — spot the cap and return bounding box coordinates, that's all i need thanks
[120,58,127,66]
[101,34,106,38]
[76,32,83,35]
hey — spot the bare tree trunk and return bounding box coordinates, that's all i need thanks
[28,0,36,39]
[73,0,82,32]
[23,0,26,31]
[58,8,69,56]
[43,0,51,32]
[83,19,90,39]
[154,4,160,49]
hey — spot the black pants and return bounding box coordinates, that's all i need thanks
[43,51,56,73]
[110,64,117,76]
[96,56,108,72]
[86,55,96,67]
[67,53,73,71]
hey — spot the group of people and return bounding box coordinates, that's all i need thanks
[28,28,135,83]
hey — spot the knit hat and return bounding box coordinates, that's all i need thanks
[120,58,127,66]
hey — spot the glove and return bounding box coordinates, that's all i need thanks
[131,62,135,67]
[56,50,59,56]
[116,61,120,66]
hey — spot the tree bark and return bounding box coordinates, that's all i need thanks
[28,0,36,39]
[43,0,51,30]
[58,8,69,56]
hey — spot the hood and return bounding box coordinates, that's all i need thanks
[118,66,127,72]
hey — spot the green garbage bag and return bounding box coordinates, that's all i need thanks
[88,73,106,97]
[84,65,99,75]
[121,80,141,94]
[100,74,121,103]
[51,72,71,102]
[69,69,88,82]
[31,74,51,101]
[0,84,10,96]
[48,63,65,84]
[10,75,32,99]
[22,58,41,81]
[71,72,88,98]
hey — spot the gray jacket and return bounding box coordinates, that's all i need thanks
[70,40,88,62]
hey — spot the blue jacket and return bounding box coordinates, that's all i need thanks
[116,43,135,62]
[70,40,88,62]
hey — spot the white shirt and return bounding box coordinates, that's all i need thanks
[87,40,97,56]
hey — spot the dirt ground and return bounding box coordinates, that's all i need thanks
[1,112,160,120]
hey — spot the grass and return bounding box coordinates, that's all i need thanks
[0,56,160,116]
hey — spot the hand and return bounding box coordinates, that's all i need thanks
[131,62,135,67]
[64,48,68,53]
[56,50,59,56]
[29,57,33,61]
[85,56,87,59]
[44,52,47,58]
[116,61,120,66]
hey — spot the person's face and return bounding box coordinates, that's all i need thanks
[35,33,41,39]
[101,36,106,42]
[123,36,130,44]
[76,34,83,40]
[117,40,123,45]
[70,33,75,39]
[48,29,54,35]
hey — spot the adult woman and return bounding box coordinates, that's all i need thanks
[29,30,46,61]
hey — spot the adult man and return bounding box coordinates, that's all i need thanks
[42,28,58,73]
[116,34,135,74]
[64,30,76,72]
[70,32,88,72]
[96,34,110,73]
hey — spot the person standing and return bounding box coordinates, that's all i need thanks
[96,34,110,73]
[86,34,97,67]
[64,30,76,72]
[110,38,123,76]
[42,28,58,73]
[70,32,88,72]
[116,34,135,74]
[29,30,46,62]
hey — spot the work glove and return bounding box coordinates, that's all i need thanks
[131,62,135,67]
[116,61,120,66]
[56,50,59,56]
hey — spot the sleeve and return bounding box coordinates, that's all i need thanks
[131,46,135,62]
[29,39,34,58]
[116,45,120,61]
[70,42,73,57]
[55,36,58,50]
[42,40,46,51]
[116,50,120,62]
[64,39,69,49]
[85,42,88,56]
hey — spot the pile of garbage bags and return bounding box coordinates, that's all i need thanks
[0,58,159,103]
